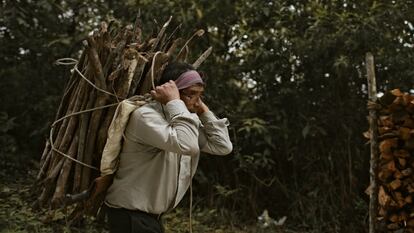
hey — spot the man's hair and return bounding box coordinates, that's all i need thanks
[158,62,195,85]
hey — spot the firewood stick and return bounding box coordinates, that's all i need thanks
[37,159,65,207]
[46,71,90,179]
[73,89,96,193]
[52,75,80,135]
[47,82,83,176]
[80,92,109,190]
[37,140,51,180]
[132,13,142,44]
[176,45,189,62]
[95,105,116,160]
[176,29,205,61]
[51,129,79,208]
[166,38,182,58]
[49,76,83,159]
[76,38,116,181]
[96,61,136,156]
[103,45,119,78]
[86,37,107,91]
[52,51,85,129]
[150,16,172,52]
[39,140,51,171]
[162,24,182,52]
[125,55,139,94]
[128,55,149,97]
[54,78,86,159]
[192,46,213,69]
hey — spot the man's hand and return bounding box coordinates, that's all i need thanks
[194,98,209,115]
[151,80,180,105]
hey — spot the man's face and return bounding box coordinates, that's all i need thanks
[180,84,204,113]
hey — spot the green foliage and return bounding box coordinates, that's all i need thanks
[0,171,108,233]
[2,0,414,232]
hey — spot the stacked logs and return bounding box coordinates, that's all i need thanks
[35,16,212,212]
[372,89,414,232]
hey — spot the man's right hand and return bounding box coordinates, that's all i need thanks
[150,80,180,105]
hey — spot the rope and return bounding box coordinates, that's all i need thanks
[189,157,193,233]
[49,126,99,171]
[49,58,124,170]
[55,58,121,99]
[52,103,119,127]
[151,52,162,90]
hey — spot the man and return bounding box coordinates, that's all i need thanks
[104,62,233,233]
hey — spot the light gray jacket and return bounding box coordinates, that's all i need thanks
[105,99,232,214]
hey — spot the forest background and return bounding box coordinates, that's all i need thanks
[1,0,414,232]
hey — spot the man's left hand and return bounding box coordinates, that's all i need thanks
[194,98,209,115]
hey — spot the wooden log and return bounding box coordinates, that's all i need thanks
[57,82,84,154]
[401,168,412,177]
[41,78,87,204]
[398,127,411,141]
[37,159,64,207]
[379,138,398,154]
[51,69,83,139]
[394,170,403,179]
[37,140,51,180]
[380,152,393,161]
[394,149,410,158]
[405,195,412,204]
[47,82,83,176]
[176,29,204,61]
[378,126,393,135]
[37,147,52,181]
[51,129,79,208]
[387,223,399,230]
[73,89,96,193]
[408,184,414,193]
[132,14,143,44]
[40,63,89,194]
[193,46,213,69]
[80,92,109,191]
[378,186,391,207]
[150,16,172,53]
[404,138,414,150]
[403,117,414,128]
[127,54,149,97]
[397,157,407,168]
[95,105,116,158]
[162,24,182,52]
[407,218,414,227]
[86,37,107,90]
[389,179,402,190]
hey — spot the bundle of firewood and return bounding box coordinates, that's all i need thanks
[35,16,211,212]
[373,89,414,232]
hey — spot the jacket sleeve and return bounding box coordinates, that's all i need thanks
[198,111,233,155]
[129,99,201,156]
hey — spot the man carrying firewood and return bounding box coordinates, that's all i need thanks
[103,62,233,233]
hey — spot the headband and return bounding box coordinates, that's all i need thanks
[174,70,204,90]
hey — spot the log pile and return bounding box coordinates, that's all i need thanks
[35,16,211,215]
[370,89,414,232]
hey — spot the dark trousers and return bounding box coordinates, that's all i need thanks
[106,205,164,233]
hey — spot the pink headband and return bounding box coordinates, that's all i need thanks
[175,70,204,90]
